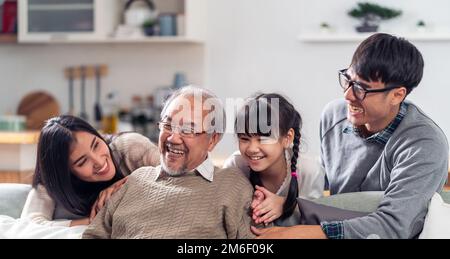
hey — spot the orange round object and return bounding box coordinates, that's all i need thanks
[17,91,60,130]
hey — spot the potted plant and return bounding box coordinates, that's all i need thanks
[348,2,402,33]
[320,22,331,33]
[142,18,157,36]
[416,20,426,32]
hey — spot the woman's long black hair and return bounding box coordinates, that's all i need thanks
[32,115,124,216]
[235,93,302,220]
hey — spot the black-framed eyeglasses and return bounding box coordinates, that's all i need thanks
[338,69,402,101]
[157,121,207,138]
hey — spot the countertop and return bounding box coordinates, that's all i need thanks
[0,131,40,144]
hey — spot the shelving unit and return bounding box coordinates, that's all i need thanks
[17,0,206,44]
[21,35,204,44]
[0,131,39,145]
[0,131,38,184]
[298,31,450,43]
[0,34,17,43]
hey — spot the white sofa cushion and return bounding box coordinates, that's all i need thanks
[419,192,450,239]
[0,215,85,239]
[0,184,31,218]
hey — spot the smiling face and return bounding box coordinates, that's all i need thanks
[238,129,293,174]
[69,131,116,182]
[159,95,220,176]
[344,68,406,133]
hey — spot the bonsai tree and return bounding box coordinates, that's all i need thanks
[348,2,402,32]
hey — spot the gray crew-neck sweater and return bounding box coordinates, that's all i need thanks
[320,99,448,238]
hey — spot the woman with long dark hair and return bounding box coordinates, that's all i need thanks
[223,93,325,226]
[21,115,159,226]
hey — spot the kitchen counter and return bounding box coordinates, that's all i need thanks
[0,131,39,183]
[0,131,40,144]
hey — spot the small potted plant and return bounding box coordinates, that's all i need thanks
[320,22,332,33]
[348,2,402,33]
[416,20,426,32]
[142,18,157,36]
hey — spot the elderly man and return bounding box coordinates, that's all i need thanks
[83,86,255,239]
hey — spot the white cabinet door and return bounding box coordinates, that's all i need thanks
[18,0,120,42]
[17,0,205,43]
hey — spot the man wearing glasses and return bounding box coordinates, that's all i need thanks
[83,86,255,239]
[253,33,448,239]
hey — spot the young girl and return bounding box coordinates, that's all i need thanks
[223,93,324,226]
[21,115,160,226]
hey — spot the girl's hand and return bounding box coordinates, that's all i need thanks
[251,189,265,222]
[90,177,128,221]
[251,189,265,210]
[252,185,286,225]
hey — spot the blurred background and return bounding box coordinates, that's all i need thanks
[0,0,449,184]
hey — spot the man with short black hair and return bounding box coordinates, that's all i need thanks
[253,33,448,239]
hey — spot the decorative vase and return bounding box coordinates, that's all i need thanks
[355,15,380,33]
[124,0,157,27]
[356,25,378,33]
[143,26,155,36]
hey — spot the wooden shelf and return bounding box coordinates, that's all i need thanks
[0,34,17,43]
[98,36,204,44]
[0,35,203,44]
[0,170,33,184]
[18,36,204,44]
[0,131,40,144]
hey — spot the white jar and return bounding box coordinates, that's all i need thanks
[124,0,158,27]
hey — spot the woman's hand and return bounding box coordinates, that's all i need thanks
[70,218,90,227]
[252,185,286,225]
[90,177,128,221]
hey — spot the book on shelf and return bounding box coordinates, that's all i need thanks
[2,0,17,34]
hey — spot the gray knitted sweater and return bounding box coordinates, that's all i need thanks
[320,99,448,239]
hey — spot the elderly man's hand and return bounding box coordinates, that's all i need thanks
[251,225,327,239]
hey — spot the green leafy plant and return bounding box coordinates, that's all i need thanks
[417,20,426,27]
[349,2,402,20]
[143,19,157,28]
[320,22,330,28]
[142,18,157,36]
[348,2,402,32]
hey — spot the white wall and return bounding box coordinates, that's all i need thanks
[299,0,450,34]
[206,0,450,161]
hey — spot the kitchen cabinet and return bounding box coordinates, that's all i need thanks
[18,0,120,42]
[17,0,206,44]
[0,131,39,184]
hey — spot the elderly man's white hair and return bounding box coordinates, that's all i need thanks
[160,85,226,139]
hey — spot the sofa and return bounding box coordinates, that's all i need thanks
[1,183,450,238]
[0,183,32,218]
